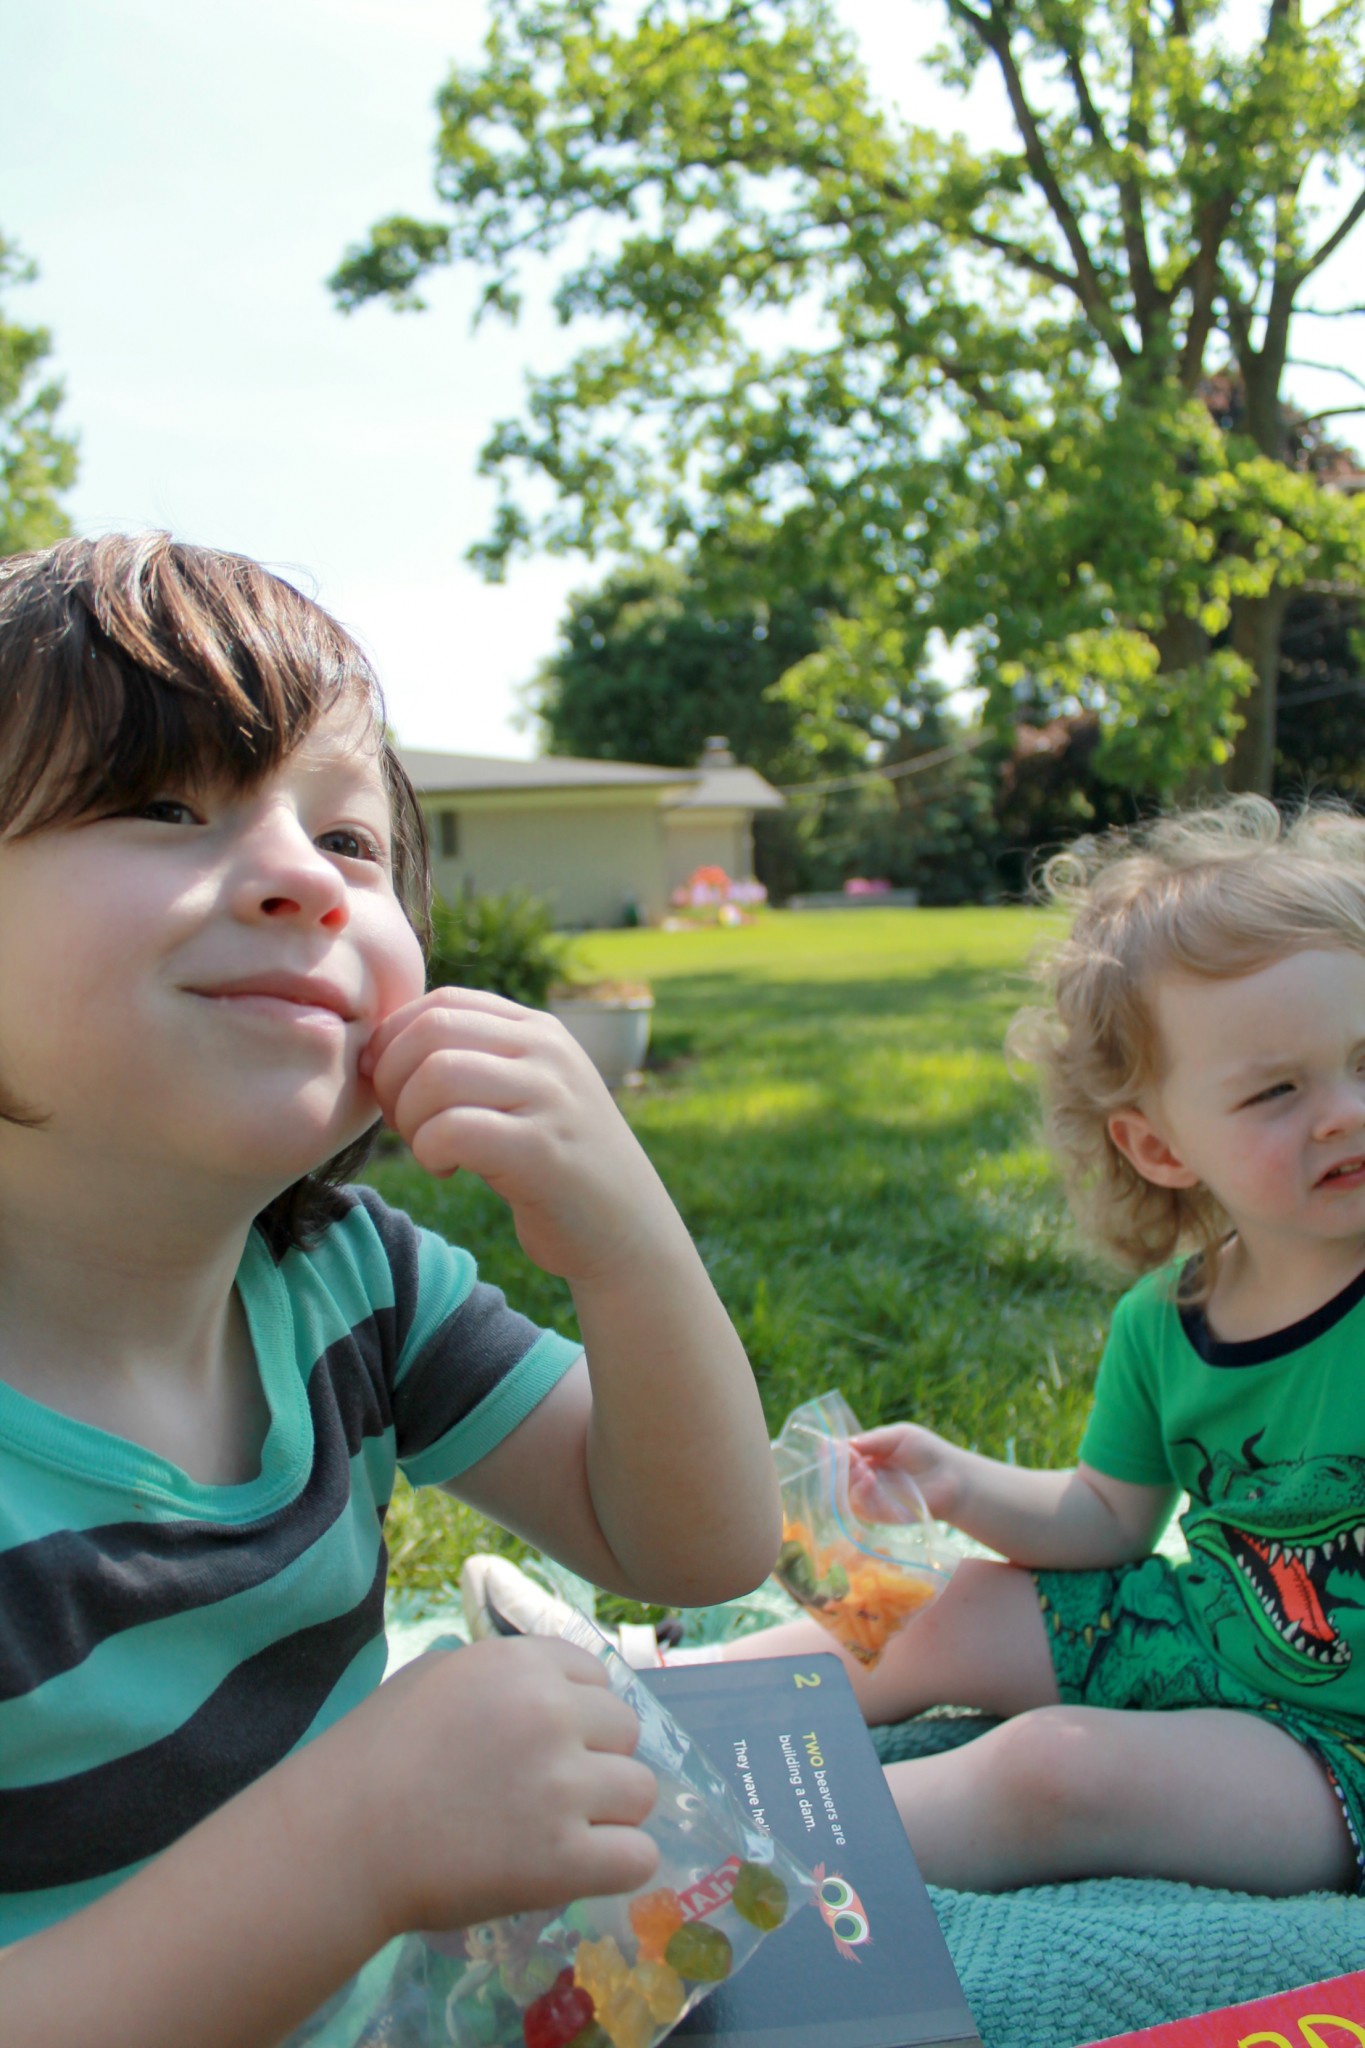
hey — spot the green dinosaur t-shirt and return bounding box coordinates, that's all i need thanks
[1079,1260,1365,1724]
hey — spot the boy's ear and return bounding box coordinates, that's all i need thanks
[1108,1107,1201,1189]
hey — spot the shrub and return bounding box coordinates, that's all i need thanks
[427,890,572,1009]
[756,761,1002,906]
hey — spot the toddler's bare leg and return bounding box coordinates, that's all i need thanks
[703,1560,1060,1724]
[889,1703,1359,1894]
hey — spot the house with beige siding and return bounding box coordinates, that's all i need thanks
[399,742,783,928]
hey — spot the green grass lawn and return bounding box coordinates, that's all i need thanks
[370,907,1121,1613]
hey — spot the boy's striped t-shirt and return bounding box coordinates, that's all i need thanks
[0,1185,582,1943]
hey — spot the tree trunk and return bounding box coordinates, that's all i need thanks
[1154,614,1208,674]
[1226,589,1289,794]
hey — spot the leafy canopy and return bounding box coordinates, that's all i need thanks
[0,236,77,557]
[529,559,865,782]
[333,0,1365,793]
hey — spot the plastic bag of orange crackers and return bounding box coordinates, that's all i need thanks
[771,1392,966,1667]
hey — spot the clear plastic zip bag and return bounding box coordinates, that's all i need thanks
[771,1391,966,1668]
[284,1610,811,2048]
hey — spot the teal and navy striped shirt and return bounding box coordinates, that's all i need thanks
[0,1186,581,1943]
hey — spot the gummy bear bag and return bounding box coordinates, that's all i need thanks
[283,1609,811,2048]
[772,1390,965,1667]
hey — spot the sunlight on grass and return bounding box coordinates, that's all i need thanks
[369,906,1120,1613]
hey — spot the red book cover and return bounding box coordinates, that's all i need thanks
[1083,1969,1365,2048]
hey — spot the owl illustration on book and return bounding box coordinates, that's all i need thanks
[811,1867,872,1963]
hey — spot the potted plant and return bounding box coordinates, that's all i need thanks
[548,977,654,1089]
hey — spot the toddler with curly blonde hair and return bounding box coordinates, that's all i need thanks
[717,796,1365,1895]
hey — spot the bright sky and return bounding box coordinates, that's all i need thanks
[5,1,1362,760]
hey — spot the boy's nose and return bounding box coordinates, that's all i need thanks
[231,813,349,931]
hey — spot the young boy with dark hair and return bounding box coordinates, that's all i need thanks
[0,532,781,2046]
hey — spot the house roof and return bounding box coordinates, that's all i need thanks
[399,747,784,811]
[666,763,786,813]
[398,748,696,796]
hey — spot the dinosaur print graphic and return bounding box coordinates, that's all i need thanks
[1179,1433,1365,1688]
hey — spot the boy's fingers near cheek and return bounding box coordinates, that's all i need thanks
[372,987,530,1059]
[364,994,435,1070]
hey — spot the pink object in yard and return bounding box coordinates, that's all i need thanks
[844,878,891,897]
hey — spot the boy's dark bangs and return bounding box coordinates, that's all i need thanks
[0,533,433,932]
[0,535,371,835]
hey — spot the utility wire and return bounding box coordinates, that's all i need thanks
[778,730,988,797]
[777,677,1365,795]
[1278,677,1365,710]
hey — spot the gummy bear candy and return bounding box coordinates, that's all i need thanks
[523,1967,595,2048]
[631,1960,685,2026]
[732,1860,788,1932]
[664,1922,733,1983]
[574,1937,630,2010]
[627,1887,685,1964]
[598,1982,653,2048]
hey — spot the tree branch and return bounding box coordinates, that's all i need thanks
[1220,270,1256,362]
[1300,184,1365,282]
[960,226,1080,295]
[1296,302,1365,319]
[1292,404,1365,426]
[946,0,1134,370]
[1047,0,1160,341]
[1249,164,1309,440]
[1118,14,1161,343]
[1177,194,1237,386]
[1288,358,1365,395]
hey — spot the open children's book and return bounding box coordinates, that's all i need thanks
[647,1654,983,2048]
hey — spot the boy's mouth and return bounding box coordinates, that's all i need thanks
[1318,1156,1365,1189]
[190,971,359,1022]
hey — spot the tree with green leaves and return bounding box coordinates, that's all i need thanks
[333,0,1365,796]
[529,559,864,781]
[0,236,77,556]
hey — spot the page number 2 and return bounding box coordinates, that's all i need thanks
[793,1672,822,1688]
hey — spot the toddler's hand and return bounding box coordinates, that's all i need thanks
[849,1422,963,1524]
[340,1636,659,1939]
[361,987,677,1282]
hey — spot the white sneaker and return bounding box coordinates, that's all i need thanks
[458,1555,664,1668]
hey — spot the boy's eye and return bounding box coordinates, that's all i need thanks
[133,797,201,827]
[317,826,384,864]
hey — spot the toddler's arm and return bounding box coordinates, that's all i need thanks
[364,989,781,1608]
[854,1423,1177,1569]
[0,1637,657,2048]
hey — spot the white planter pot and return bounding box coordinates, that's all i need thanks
[549,991,654,1089]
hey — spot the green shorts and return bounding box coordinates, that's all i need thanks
[1036,1557,1365,1892]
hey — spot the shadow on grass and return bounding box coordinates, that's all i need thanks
[639,960,1025,1061]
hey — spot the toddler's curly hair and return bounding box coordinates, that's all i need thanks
[1007,796,1365,1292]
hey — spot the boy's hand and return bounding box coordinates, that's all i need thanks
[330,1637,659,1939]
[361,988,677,1282]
